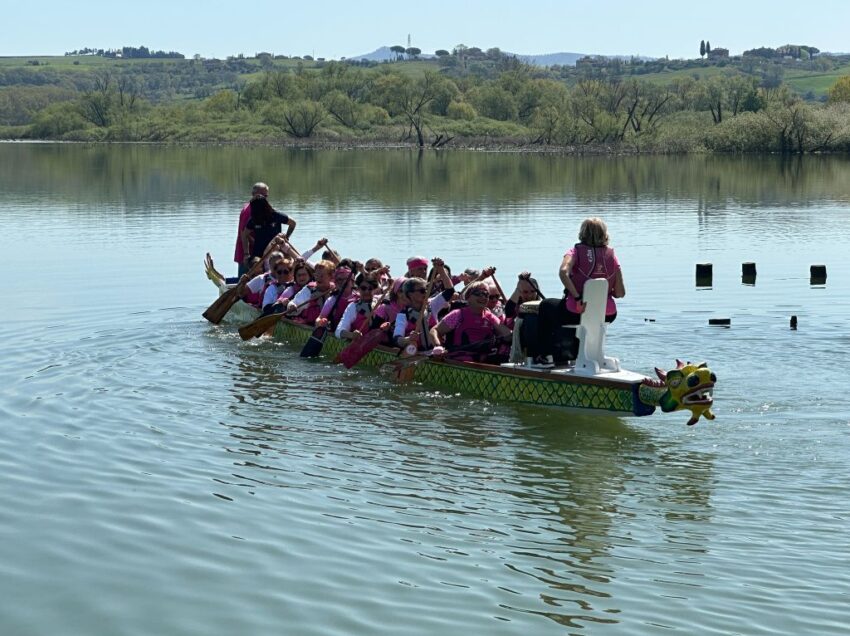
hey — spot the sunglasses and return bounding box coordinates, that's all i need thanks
[488,295,500,300]
[275,268,290,275]
[469,290,488,297]
[358,285,377,291]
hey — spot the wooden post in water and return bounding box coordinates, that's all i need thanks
[696,263,713,287]
[742,262,757,285]
[810,265,827,285]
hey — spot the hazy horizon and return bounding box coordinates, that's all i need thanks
[4,0,849,61]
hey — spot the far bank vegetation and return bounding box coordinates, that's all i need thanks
[3,44,850,154]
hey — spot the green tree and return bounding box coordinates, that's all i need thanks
[390,45,406,61]
[405,47,421,59]
[321,90,361,127]
[706,41,711,55]
[700,40,706,58]
[828,76,850,104]
[79,72,115,127]
[472,84,518,121]
[372,71,445,146]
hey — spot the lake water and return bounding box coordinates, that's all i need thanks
[1,143,849,635]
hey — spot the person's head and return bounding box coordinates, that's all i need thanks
[251,182,269,198]
[313,259,336,286]
[386,277,407,305]
[250,195,274,223]
[517,277,539,303]
[461,267,480,284]
[427,262,451,292]
[402,277,428,309]
[364,258,383,272]
[406,256,428,279]
[486,284,500,310]
[272,257,294,283]
[266,251,285,271]
[464,281,490,310]
[293,260,313,287]
[578,217,609,247]
[333,263,355,292]
[355,273,381,302]
[321,248,341,262]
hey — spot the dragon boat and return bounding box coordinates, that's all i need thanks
[204,258,716,425]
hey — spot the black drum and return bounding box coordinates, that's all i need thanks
[518,301,541,358]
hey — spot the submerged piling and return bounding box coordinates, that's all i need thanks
[742,262,757,285]
[810,265,827,285]
[696,263,713,287]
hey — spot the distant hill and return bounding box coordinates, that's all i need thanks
[514,52,587,66]
[347,47,650,67]
[348,46,434,62]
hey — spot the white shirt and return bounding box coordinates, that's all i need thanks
[288,285,316,315]
[335,300,375,338]
[262,282,289,308]
[392,292,451,339]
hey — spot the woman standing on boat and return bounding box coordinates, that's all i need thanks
[241,195,297,265]
[536,217,626,364]
[234,182,268,276]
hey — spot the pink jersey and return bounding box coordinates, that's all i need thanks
[233,202,252,263]
[565,244,621,315]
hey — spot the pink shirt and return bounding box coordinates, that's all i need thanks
[565,244,621,315]
[440,308,501,331]
[233,202,252,263]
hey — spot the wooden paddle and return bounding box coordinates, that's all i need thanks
[237,310,285,340]
[202,256,266,324]
[526,276,546,299]
[336,286,391,368]
[387,332,511,383]
[489,274,508,303]
[237,289,328,340]
[300,270,354,358]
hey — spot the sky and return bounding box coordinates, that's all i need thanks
[3,0,849,60]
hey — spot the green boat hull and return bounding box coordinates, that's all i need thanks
[222,293,654,417]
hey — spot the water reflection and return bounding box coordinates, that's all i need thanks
[2,144,850,212]
[208,332,716,631]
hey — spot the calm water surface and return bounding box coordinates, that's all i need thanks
[1,144,849,635]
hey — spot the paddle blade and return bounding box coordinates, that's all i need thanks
[337,329,385,368]
[395,361,417,383]
[238,313,281,340]
[203,287,240,324]
[300,327,328,357]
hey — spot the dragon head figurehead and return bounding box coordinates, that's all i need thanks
[640,360,716,425]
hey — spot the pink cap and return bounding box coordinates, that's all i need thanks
[392,277,407,293]
[406,256,428,270]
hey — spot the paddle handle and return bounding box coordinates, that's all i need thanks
[490,275,507,303]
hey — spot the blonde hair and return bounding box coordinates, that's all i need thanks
[314,259,336,273]
[578,217,609,247]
